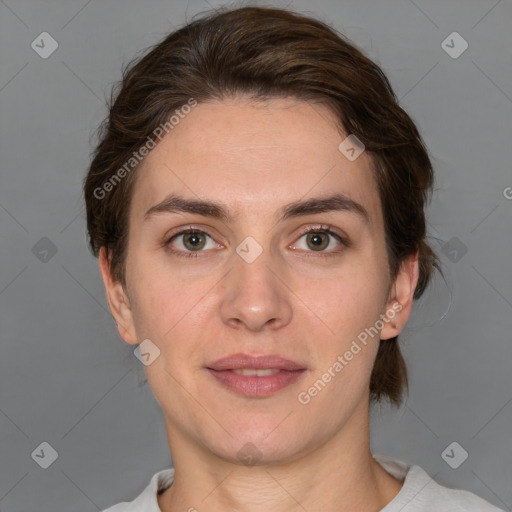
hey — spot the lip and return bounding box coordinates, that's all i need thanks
[206,353,306,397]
[207,353,306,371]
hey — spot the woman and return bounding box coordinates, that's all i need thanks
[84,6,503,511]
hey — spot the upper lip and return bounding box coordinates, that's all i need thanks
[207,353,305,371]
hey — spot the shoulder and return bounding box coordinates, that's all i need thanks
[101,468,175,512]
[374,453,504,512]
[403,466,504,511]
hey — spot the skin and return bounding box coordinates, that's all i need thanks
[99,96,419,512]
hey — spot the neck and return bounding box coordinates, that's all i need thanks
[158,403,403,512]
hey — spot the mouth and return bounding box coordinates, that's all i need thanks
[231,368,281,376]
[206,353,306,397]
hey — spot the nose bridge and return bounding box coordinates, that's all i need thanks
[219,243,292,331]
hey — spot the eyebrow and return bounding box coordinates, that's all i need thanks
[143,192,370,226]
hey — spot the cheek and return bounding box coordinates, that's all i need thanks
[124,253,178,338]
[295,261,389,341]
[298,273,386,402]
[127,259,216,350]
[134,284,187,339]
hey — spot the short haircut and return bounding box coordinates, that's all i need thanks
[84,5,439,405]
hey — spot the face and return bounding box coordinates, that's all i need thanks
[100,96,417,465]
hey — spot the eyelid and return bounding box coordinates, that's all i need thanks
[293,223,347,241]
[164,224,221,242]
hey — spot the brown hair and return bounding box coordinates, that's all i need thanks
[84,5,439,405]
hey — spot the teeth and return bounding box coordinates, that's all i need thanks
[232,368,281,376]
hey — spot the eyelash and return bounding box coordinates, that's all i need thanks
[163,224,349,259]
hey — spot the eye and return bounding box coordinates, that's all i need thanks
[166,229,218,256]
[164,225,348,259]
[291,226,347,254]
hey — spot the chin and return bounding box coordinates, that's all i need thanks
[204,426,312,467]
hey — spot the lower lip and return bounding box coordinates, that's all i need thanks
[206,369,306,397]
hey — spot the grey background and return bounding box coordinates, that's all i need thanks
[0,0,511,510]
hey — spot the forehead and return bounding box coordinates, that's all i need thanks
[130,97,382,228]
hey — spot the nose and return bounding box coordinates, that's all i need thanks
[219,249,293,332]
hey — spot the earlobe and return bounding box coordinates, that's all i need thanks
[98,247,139,345]
[380,251,420,340]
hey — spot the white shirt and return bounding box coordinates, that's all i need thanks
[102,453,504,511]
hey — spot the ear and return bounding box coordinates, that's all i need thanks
[98,247,138,345]
[380,250,420,341]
